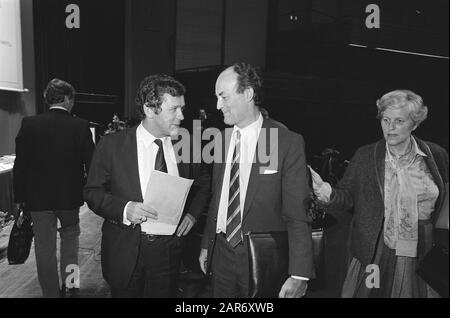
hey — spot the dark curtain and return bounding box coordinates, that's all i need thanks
[33,0,125,125]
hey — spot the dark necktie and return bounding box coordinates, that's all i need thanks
[226,131,242,247]
[154,139,168,173]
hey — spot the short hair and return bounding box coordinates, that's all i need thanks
[135,74,186,119]
[232,62,264,106]
[259,107,269,119]
[376,89,428,126]
[43,78,75,105]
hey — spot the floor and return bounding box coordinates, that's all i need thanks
[0,204,109,297]
[0,204,352,298]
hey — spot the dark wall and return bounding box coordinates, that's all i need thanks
[174,0,448,163]
[265,0,449,160]
[33,0,125,125]
[264,46,449,161]
[124,0,176,119]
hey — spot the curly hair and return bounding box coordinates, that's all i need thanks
[43,78,75,105]
[135,74,186,119]
[232,62,264,106]
[376,89,428,126]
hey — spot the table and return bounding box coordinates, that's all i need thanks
[0,155,16,217]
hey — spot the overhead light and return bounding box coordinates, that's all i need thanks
[348,43,449,59]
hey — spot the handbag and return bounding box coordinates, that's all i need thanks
[7,207,34,265]
[245,229,325,297]
[416,231,448,298]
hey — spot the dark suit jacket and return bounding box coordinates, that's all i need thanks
[83,126,211,289]
[327,137,449,266]
[201,118,315,278]
[13,108,94,211]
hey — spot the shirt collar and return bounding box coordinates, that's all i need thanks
[385,136,427,161]
[49,106,69,112]
[137,122,169,148]
[411,136,427,157]
[232,112,263,139]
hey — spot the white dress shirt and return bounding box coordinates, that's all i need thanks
[216,113,263,234]
[123,123,179,234]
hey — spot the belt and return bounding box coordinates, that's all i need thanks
[217,232,229,241]
[217,232,244,246]
[106,219,130,229]
[140,232,167,242]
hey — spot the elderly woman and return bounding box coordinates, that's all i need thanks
[310,89,448,297]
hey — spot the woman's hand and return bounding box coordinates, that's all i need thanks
[308,165,332,203]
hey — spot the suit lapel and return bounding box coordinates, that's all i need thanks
[123,127,143,201]
[242,119,274,220]
[172,137,190,179]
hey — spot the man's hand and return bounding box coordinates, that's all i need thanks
[126,202,158,225]
[176,213,196,236]
[278,277,308,298]
[199,248,208,274]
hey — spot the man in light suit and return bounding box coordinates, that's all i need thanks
[199,63,314,298]
[84,74,210,297]
[13,78,95,297]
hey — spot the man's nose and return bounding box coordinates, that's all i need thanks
[217,99,223,110]
[177,108,184,121]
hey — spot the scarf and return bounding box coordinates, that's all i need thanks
[384,140,419,257]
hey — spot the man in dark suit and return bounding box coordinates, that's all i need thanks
[84,74,210,297]
[199,63,314,298]
[13,78,95,297]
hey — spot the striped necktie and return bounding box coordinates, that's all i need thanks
[226,130,242,247]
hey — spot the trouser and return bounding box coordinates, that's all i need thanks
[30,209,80,298]
[110,234,184,298]
[211,233,250,298]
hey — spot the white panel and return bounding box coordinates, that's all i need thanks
[0,0,24,92]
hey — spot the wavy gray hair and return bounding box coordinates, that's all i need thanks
[376,89,428,126]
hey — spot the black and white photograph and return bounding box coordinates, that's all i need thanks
[0,0,448,302]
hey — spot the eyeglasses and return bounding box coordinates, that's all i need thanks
[381,117,409,128]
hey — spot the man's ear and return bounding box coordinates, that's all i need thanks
[64,96,74,111]
[244,87,254,104]
[144,103,156,118]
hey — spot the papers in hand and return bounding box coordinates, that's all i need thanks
[141,170,194,235]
